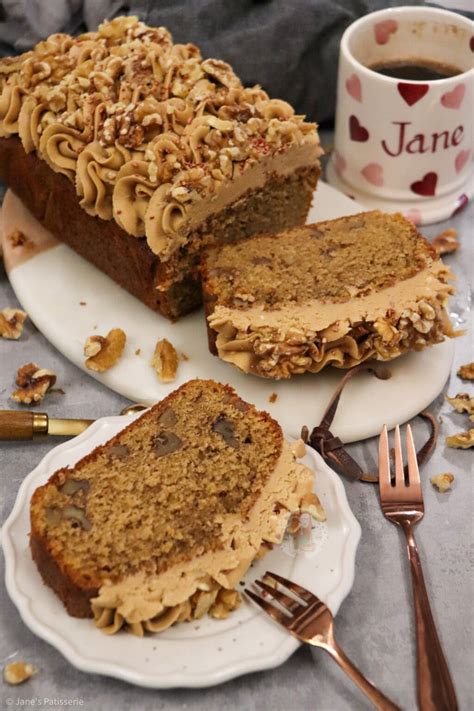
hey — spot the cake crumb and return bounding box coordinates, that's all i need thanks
[84,329,126,372]
[8,229,31,249]
[179,352,189,361]
[79,301,87,306]
[300,492,326,522]
[135,348,141,356]
[446,393,474,418]
[0,308,27,340]
[431,228,459,256]
[3,661,37,685]
[151,338,178,382]
[268,392,278,403]
[431,473,455,492]
[457,363,474,381]
[11,363,56,404]
[445,429,474,449]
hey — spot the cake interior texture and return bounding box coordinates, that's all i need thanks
[30,379,314,635]
[202,211,457,379]
[0,15,322,319]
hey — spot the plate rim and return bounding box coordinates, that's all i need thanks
[2,412,361,688]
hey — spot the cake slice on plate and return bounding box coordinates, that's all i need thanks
[202,211,457,379]
[0,16,322,319]
[30,380,320,636]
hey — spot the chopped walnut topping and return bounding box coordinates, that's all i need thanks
[8,229,31,248]
[151,338,178,382]
[3,661,37,685]
[11,363,57,404]
[458,363,474,381]
[446,393,474,417]
[300,492,326,522]
[430,473,455,493]
[84,328,126,372]
[431,228,459,256]
[209,589,242,620]
[445,429,474,449]
[0,308,27,339]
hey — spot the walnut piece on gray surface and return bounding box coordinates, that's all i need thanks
[446,393,474,418]
[11,363,57,404]
[431,228,459,256]
[457,362,474,381]
[3,661,37,685]
[0,307,27,339]
[431,473,455,493]
[84,328,126,372]
[445,429,474,449]
[151,338,178,382]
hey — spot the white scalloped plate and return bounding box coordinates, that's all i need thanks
[2,412,360,689]
[1,182,454,442]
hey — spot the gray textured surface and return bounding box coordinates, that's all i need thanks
[0,161,472,709]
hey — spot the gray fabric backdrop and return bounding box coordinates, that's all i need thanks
[0,0,451,122]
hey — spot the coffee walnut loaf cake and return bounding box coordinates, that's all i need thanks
[0,16,322,319]
[202,211,457,379]
[30,379,321,636]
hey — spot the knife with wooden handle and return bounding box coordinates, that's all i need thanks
[0,410,94,440]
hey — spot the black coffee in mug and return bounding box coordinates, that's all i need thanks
[368,58,462,81]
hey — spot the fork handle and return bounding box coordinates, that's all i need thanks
[402,522,458,711]
[325,642,401,711]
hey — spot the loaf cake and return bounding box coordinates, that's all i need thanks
[30,379,318,635]
[0,16,322,319]
[202,211,457,379]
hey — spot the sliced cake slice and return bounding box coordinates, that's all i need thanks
[202,211,457,379]
[30,379,319,636]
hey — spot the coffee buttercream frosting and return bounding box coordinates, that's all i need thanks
[0,16,322,261]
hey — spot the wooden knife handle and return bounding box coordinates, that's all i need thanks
[0,410,47,440]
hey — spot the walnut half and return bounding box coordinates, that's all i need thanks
[431,228,459,256]
[430,473,455,493]
[446,393,474,418]
[151,338,178,382]
[4,661,37,685]
[0,308,27,340]
[11,363,56,404]
[84,328,126,372]
[457,362,474,381]
[445,429,474,449]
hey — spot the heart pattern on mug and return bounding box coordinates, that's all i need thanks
[374,19,398,45]
[349,115,369,142]
[398,82,429,106]
[452,194,468,216]
[455,150,471,174]
[345,74,362,102]
[361,163,384,186]
[404,209,422,225]
[334,151,347,174]
[441,83,465,109]
[410,172,437,196]
[470,36,474,52]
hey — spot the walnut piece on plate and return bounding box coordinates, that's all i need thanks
[0,307,27,339]
[151,338,178,382]
[84,328,126,372]
[457,362,474,381]
[300,491,326,522]
[446,393,474,418]
[209,589,242,620]
[431,228,459,256]
[445,429,474,449]
[430,473,455,493]
[3,661,37,685]
[11,363,56,404]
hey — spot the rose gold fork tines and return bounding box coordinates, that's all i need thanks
[246,572,400,711]
[378,425,458,711]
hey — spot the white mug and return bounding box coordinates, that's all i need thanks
[327,6,473,224]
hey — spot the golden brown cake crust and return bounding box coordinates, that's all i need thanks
[29,379,285,618]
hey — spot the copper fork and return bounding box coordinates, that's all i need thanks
[378,425,458,711]
[246,571,400,711]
